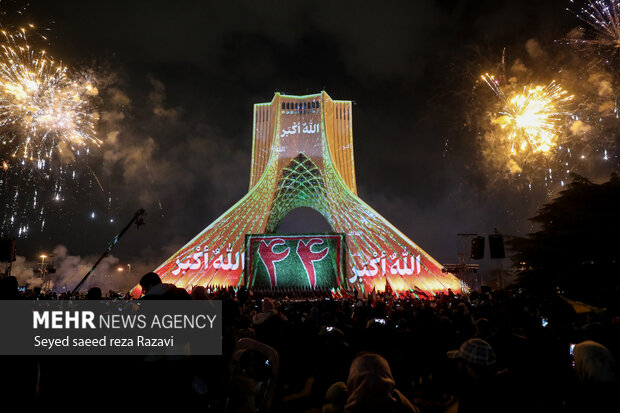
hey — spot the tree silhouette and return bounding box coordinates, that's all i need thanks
[509,173,620,307]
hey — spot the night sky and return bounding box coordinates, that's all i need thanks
[2,0,618,290]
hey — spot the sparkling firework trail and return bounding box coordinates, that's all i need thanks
[0,26,101,163]
[481,74,574,157]
[87,164,104,192]
[568,0,620,62]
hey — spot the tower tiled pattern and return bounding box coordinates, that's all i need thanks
[150,92,461,296]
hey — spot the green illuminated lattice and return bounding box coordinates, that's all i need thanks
[267,153,329,232]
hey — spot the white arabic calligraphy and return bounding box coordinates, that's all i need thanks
[349,254,421,284]
[280,121,320,137]
[172,250,245,275]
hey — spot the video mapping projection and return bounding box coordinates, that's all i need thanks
[138,92,461,297]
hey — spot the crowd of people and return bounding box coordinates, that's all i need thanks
[0,272,618,412]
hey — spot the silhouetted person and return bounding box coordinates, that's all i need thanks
[565,340,619,412]
[323,352,420,413]
[447,338,514,413]
[87,287,102,300]
[0,276,19,299]
[237,285,249,304]
[252,298,287,351]
[474,318,493,341]
[139,272,190,299]
[191,285,208,300]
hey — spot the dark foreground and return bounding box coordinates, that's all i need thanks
[0,283,618,412]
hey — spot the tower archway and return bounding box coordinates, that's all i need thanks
[275,207,333,234]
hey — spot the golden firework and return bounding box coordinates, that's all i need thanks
[0,27,100,163]
[482,74,573,156]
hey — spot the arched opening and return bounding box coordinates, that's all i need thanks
[276,207,333,234]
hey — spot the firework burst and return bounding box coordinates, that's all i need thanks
[567,0,620,63]
[0,25,104,238]
[481,74,574,159]
[0,26,100,165]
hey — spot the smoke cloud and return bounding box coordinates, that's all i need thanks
[570,120,592,136]
[148,76,179,119]
[9,245,157,294]
[9,256,41,288]
[525,39,546,59]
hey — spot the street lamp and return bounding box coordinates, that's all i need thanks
[39,255,47,272]
[39,255,48,289]
[39,254,55,290]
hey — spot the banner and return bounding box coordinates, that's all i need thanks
[245,234,346,289]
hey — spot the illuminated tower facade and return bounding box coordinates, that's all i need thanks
[151,92,461,296]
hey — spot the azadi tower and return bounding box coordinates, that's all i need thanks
[149,92,461,296]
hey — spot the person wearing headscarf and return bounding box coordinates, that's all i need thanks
[573,340,617,384]
[338,352,419,413]
[566,340,618,412]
